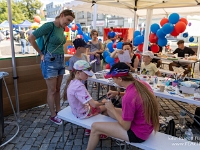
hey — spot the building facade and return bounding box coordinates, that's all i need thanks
[46,2,62,18]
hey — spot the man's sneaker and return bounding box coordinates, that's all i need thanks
[85,129,91,136]
[50,115,62,125]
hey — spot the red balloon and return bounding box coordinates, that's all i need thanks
[138,44,143,52]
[114,58,119,63]
[170,29,179,37]
[71,24,78,30]
[105,64,110,69]
[174,21,186,33]
[180,18,188,25]
[135,53,141,60]
[76,35,83,38]
[149,33,158,43]
[65,26,69,32]
[113,43,117,48]
[68,48,76,55]
[151,45,159,53]
[34,16,41,23]
[160,18,168,27]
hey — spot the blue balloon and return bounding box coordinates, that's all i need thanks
[77,30,83,35]
[83,33,89,42]
[76,23,82,30]
[107,42,113,49]
[189,37,194,42]
[65,61,69,66]
[156,29,166,38]
[134,31,141,38]
[105,56,115,64]
[67,45,73,49]
[162,23,174,34]
[134,35,144,45]
[116,42,123,49]
[107,43,114,53]
[150,23,160,33]
[134,43,139,46]
[103,51,110,58]
[109,62,115,67]
[183,32,188,38]
[169,13,180,24]
[158,38,167,46]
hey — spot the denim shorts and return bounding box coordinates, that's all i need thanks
[40,53,65,79]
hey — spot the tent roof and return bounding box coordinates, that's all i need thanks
[64,1,200,18]
[0,20,9,28]
[18,20,32,27]
[75,0,198,9]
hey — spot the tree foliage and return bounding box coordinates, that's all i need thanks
[0,0,43,24]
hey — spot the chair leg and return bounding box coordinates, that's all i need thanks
[62,120,65,142]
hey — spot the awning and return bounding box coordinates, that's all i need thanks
[65,0,200,18]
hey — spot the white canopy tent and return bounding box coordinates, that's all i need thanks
[75,0,198,9]
[64,1,200,18]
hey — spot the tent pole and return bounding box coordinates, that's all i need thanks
[143,9,153,52]
[92,4,97,29]
[7,0,20,122]
[132,8,138,45]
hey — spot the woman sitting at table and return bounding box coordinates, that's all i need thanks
[86,62,159,150]
[111,42,139,72]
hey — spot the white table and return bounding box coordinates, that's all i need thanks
[88,74,200,106]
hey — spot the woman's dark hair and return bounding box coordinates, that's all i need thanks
[122,42,133,49]
[56,9,75,19]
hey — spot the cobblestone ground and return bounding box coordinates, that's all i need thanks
[1,82,200,150]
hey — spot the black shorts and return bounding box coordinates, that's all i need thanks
[151,58,160,63]
[127,129,145,143]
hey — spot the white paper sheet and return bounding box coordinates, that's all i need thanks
[117,50,131,63]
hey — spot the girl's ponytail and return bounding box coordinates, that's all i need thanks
[64,70,76,100]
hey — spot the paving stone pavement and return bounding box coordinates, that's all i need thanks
[1,82,200,150]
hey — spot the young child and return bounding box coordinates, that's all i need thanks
[66,60,108,138]
[86,62,159,149]
[141,51,161,76]
[111,42,139,72]
[68,38,90,71]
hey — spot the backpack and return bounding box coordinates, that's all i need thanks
[165,119,176,136]
[36,22,54,55]
[193,107,200,128]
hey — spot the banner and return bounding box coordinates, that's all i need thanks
[103,28,133,42]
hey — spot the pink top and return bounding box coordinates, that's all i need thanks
[67,79,92,119]
[122,81,153,140]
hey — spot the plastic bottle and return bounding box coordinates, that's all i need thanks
[184,128,193,141]
[179,109,186,128]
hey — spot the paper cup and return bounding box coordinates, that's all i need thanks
[160,85,165,92]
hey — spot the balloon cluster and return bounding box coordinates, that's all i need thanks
[148,13,188,53]
[133,31,144,52]
[103,42,123,69]
[65,23,91,42]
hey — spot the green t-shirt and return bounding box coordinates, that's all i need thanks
[33,22,66,54]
